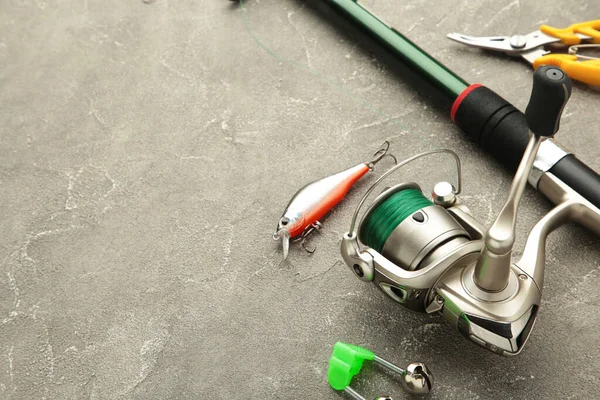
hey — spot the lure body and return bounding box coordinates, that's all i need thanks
[273,142,395,260]
[279,163,370,236]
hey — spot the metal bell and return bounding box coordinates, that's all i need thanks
[402,362,434,395]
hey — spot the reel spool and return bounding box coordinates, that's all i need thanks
[358,184,469,272]
[341,149,482,312]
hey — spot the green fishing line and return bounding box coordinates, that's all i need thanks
[359,189,432,253]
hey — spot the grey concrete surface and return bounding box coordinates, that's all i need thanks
[1,0,600,399]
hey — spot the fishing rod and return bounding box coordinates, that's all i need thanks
[307,0,600,211]
[295,0,600,357]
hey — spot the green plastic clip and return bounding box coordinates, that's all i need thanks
[328,342,375,391]
[327,342,433,399]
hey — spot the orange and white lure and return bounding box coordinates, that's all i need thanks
[273,142,396,260]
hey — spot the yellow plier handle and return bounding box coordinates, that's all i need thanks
[535,20,600,86]
[540,20,600,45]
[533,55,600,86]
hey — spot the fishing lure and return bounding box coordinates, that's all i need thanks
[273,142,396,260]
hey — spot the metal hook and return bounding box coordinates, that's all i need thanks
[368,141,398,169]
[299,221,322,254]
[301,239,316,254]
[349,149,462,233]
[568,44,600,61]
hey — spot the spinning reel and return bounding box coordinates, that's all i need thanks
[341,66,600,356]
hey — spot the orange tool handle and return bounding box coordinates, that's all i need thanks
[540,20,600,45]
[533,54,600,86]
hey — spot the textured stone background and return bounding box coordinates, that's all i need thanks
[1,0,599,399]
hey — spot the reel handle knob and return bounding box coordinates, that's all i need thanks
[525,65,572,138]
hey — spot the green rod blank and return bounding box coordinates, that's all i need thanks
[325,0,469,107]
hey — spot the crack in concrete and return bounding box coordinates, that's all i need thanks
[41,321,56,380]
[6,346,14,387]
[65,165,119,212]
[287,4,312,68]
[222,224,234,270]
[117,331,172,398]
[66,167,85,210]
[296,260,340,283]
[6,273,20,309]
[482,0,520,31]
[85,95,107,127]
[160,58,192,80]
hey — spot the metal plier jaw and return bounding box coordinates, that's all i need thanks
[447,20,600,86]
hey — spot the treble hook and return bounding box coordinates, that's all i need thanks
[368,141,397,170]
[300,221,322,255]
[301,238,317,255]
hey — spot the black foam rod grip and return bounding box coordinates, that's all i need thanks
[453,85,600,210]
[525,66,572,137]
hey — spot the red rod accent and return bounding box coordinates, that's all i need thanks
[451,84,483,123]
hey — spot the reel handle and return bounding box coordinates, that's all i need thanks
[525,65,572,137]
[429,68,574,354]
[474,66,572,291]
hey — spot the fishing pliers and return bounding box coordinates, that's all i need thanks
[447,20,600,86]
